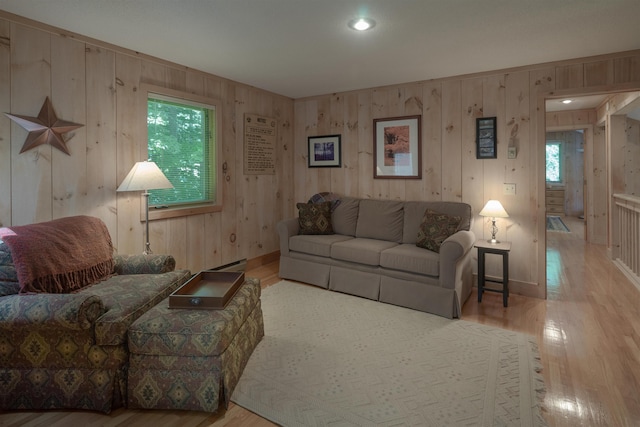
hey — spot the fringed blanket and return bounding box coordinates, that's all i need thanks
[1,216,114,294]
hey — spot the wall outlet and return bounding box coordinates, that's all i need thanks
[503,183,516,195]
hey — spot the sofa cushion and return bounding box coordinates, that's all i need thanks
[416,209,462,253]
[297,202,334,235]
[380,244,440,276]
[290,234,353,258]
[355,199,404,242]
[0,241,17,282]
[331,238,398,266]
[0,241,19,296]
[331,197,360,236]
[403,201,472,243]
[0,216,115,294]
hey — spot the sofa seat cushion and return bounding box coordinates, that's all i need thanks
[380,244,440,276]
[290,234,353,258]
[331,238,398,266]
[88,270,191,346]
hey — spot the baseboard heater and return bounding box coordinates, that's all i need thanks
[208,259,247,273]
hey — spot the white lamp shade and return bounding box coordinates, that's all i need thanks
[479,200,509,218]
[117,161,173,192]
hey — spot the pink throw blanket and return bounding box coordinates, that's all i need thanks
[1,216,115,294]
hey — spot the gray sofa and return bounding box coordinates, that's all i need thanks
[277,197,475,318]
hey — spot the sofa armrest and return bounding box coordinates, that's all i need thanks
[0,293,105,330]
[439,230,475,289]
[277,218,299,255]
[113,254,176,274]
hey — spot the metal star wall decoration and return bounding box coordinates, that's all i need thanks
[4,97,84,155]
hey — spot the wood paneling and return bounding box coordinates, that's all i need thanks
[625,118,640,196]
[0,20,10,226]
[294,55,640,296]
[1,10,640,290]
[10,23,52,225]
[1,17,293,273]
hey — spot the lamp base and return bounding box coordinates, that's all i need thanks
[487,238,500,244]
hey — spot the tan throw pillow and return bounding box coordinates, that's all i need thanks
[297,202,334,235]
[416,209,462,253]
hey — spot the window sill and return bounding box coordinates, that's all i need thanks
[144,203,222,221]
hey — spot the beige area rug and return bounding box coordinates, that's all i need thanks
[232,281,547,426]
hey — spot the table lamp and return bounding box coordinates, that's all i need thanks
[479,200,509,243]
[117,160,173,254]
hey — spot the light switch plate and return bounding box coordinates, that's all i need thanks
[503,183,516,195]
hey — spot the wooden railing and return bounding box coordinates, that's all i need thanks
[613,194,640,288]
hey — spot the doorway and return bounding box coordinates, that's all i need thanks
[545,129,586,239]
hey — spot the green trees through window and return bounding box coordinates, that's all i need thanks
[546,142,562,183]
[147,95,216,207]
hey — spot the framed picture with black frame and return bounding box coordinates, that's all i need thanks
[476,117,497,159]
[308,134,341,168]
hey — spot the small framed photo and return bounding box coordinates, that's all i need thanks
[308,134,341,168]
[476,117,497,159]
[374,115,422,179]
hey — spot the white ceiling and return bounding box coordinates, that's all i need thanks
[1,0,639,100]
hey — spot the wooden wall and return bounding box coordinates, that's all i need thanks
[293,51,640,297]
[0,14,294,273]
[2,10,640,296]
[624,118,640,196]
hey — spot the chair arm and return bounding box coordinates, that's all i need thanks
[277,218,299,255]
[439,230,475,289]
[113,254,176,274]
[0,293,105,331]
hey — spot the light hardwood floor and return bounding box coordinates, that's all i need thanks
[2,217,639,426]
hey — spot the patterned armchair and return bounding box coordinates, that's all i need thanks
[0,216,191,413]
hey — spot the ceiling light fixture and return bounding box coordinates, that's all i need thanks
[562,99,572,104]
[348,17,376,31]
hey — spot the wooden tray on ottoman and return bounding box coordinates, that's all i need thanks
[169,271,245,310]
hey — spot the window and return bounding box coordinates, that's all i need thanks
[142,85,221,219]
[545,141,562,183]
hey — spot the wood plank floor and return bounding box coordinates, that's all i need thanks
[2,216,639,426]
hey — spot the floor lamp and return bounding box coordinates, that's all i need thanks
[479,200,509,244]
[117,160,173,254]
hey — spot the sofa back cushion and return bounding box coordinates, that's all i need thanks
[331,197,360,236]
[356,199,404,242]
[403,201,472,244]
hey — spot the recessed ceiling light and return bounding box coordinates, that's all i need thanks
[562,99,572,104]
[348,18,376,31]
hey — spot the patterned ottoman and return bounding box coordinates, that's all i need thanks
[127,277,264,412]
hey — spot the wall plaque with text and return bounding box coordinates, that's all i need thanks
[244,113,277,175]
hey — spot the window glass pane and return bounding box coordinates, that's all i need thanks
[546,142,561,183]
[147,95,216,206]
